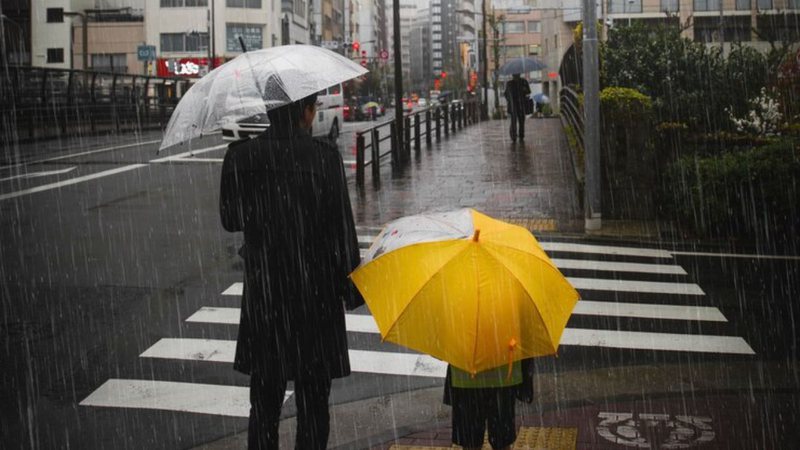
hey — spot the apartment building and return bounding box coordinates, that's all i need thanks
[486,0,543,85]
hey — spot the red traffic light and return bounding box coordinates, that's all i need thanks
[352,41,360,51]
[441,71,447,79]
[361,59,367,67]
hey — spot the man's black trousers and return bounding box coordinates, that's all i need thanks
[509,110,525,140]
[248,369,332,450]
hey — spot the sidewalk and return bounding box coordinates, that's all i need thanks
[349,117,583,233]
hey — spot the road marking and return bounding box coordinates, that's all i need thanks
[561,328,755,355]
[573,301,727,322]
[150,144,228,163]
[539,242,673,259]
[220,275,705,298]
[0,164,148,202]
[568,277,705,296]
[188,299,727,327]
[0,166,78,182]
[550,258,687,275]
[79,379,290,417]
[221,283,243,296]
[140,338,447,378]
[670,250,800,261]
[16,139,163,167]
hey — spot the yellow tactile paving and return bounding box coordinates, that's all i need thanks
[514,426,578,449]
[502,218,557,232]
[389,426,577,450]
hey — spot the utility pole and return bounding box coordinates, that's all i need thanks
[583,0,601,231]
[393,0,405,163]
[481,0,489,120]
[210,0,216,69]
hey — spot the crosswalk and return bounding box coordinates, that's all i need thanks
[80,231,756,419]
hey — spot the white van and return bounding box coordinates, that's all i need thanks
[221,83,344,141]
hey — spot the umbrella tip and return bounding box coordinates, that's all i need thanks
[472,229,480,242]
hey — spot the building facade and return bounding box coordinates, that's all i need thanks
[409,5,431,91]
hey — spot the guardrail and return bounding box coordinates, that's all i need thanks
[559,86,584,154]
[0,65,190,142]
[354,99,481,187]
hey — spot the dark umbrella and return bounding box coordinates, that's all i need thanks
[498,57,547,76]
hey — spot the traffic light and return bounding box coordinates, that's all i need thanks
[441,71,447,79]
[352,41,360,52]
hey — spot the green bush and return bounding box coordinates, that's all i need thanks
[664,137,800,243]
[600,87,653,121]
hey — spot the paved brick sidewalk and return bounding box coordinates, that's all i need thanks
[349,118,582,232]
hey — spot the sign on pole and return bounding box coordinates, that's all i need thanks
[321,40,340,49]
[380,49,389,60]
[137,45,156,61]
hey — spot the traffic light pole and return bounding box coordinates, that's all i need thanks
[392,0,405,165]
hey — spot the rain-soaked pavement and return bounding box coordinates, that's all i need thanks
[1,118,798,449]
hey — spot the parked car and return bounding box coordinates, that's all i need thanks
[223,83,344,141]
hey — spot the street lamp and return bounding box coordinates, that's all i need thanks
[454,8,488,120]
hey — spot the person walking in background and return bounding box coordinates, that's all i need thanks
[504,73,531,142]
[220,92,363,450]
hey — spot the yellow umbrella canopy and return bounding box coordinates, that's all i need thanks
[350,208,580,374]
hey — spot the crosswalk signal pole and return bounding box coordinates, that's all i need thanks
[583,0,601,231]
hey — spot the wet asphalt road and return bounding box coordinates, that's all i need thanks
[1,125,798,449]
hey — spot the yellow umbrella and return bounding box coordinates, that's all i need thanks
[350,208,579,374]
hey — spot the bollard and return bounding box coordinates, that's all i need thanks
[390,121,399,168]
[414,113,421,152]
[435,107,441,141]
[462,104,467,128]
[425,110,432,145]
[443,106,449,137]
[404,116,411,157]
[371,128,380,183]
[451,105,457,133]
[356,133,365,187]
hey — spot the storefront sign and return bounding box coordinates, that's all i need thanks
[157,57,225,78]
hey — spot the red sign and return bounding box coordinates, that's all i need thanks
[434,78,441,90]
[548,71,558,79]
[157,57,225,78]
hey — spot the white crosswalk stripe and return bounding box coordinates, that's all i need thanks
[81,235,756,418]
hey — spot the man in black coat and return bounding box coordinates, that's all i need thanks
[220,93,363,450]
[504,74,531,142]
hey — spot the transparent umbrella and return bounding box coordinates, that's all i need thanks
[498,57,547,76]
[159,45,368,151]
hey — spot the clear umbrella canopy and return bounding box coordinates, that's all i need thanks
[498,57,547,76]
[159,45,368,151]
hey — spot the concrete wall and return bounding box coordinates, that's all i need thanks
[72,21,144,73]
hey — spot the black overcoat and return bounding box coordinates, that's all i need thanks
[219,126,363,381]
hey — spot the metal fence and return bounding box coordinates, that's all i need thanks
[0,66,191,142]
[354,99,482,188]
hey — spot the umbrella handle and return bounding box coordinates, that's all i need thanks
[506,338,517,381]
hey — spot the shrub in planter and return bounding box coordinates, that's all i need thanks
[664,138,800,248]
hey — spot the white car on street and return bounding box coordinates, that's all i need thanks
[222,84,344,141]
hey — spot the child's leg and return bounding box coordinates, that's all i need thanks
[451,387,487,449]
[486,387,517,450]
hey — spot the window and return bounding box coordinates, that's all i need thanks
[528,44,541,55]
[609,0,642,12]
[92,53,127,72]
[756,0,771,8]
[736,0,750,9]
[503,21,525,34]
[294,0,306,17]
[503,45,526,58]
[160,32,209,52]
[46,48,64,63]
[226,24,264,51]
[693,0,720,11]
[661,0,679,12]
[46,8,64,22]
[527,21,541,32]
[161,0,208,5]
[226,0,261,7]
